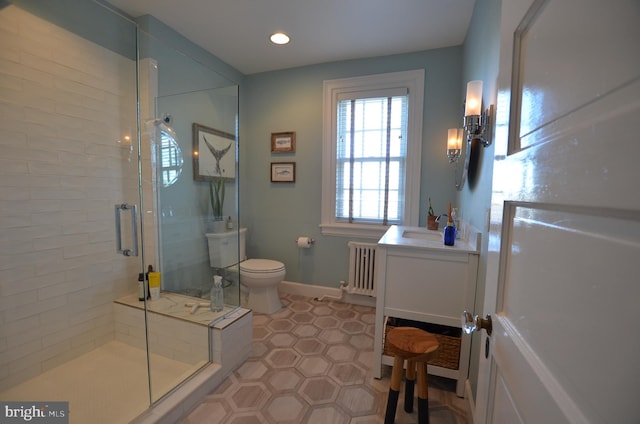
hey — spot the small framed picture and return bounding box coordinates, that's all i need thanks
[271,162,295,183]
[271,132,296,153]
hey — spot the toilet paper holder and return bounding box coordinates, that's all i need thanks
[295,236,315,246]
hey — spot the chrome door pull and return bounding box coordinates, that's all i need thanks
[115,203,138,257]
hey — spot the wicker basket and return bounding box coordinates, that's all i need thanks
[383,319,461,370]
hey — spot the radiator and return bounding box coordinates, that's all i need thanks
[346,241,378,297]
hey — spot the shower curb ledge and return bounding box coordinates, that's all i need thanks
[131,309,253,424]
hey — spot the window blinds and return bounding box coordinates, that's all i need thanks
[335,94,408,224]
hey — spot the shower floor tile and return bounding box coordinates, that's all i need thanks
[182,293,468,424]
[0,340,204,424]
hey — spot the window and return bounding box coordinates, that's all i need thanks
[336,96,407,224]
[321,70,424,238]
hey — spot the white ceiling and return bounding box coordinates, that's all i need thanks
[106,0,476,75]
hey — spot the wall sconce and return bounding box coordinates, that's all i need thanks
[446,128,463,162]
[446,127,467,191]
[448,80,494,191]
[463,80,494,147]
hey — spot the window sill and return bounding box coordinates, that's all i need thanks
[319,223,390,240]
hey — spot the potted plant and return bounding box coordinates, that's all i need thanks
[427,197,439,230]
[209,177,226,232]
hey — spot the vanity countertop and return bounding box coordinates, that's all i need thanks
[377,225,480,254]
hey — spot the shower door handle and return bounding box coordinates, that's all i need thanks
[115,203,139,257]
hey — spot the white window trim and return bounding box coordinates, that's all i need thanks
[320,70,424,239]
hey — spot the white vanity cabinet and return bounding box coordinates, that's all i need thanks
[373,226,480,397]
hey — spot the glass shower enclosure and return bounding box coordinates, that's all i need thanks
[0,1,241,422]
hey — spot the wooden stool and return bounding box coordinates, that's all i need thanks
[384,327,439,424]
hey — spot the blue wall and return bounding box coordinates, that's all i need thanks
[241,48,463,287]
[136,15,243,85]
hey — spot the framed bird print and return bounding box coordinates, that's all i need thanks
[192,123,236,181]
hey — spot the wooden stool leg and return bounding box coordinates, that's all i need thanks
[417,362,430,424]
[404,359,416,413]
[384,356,404,424]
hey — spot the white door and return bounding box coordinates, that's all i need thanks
[474,0,640,423]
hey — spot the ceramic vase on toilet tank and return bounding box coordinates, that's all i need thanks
[207,217,226,233]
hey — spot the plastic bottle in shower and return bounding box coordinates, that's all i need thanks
[210,275,224,312]
[138,272,146,301]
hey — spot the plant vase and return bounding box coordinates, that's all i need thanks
[208,217,226,233]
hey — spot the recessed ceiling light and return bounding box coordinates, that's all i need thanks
[270,32,290,45]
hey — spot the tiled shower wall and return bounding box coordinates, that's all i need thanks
[114,303,209,366]
[0,5,140,391]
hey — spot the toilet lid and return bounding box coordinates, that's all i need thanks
[240,259,285,274]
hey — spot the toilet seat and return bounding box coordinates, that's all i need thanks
[240,259,285,275]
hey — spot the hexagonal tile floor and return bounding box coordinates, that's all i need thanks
[182,293,467,424]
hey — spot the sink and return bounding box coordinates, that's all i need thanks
[401,230,443,241]
[379,225,479,254]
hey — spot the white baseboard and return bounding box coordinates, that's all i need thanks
[464,379,475,424]
[278,280,376,307]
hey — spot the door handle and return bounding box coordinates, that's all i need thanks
[114,203,139,257]
[461,310,492,336]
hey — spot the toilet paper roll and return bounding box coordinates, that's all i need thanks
[297,237,312,248]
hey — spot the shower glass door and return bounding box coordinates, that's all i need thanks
[137,27,240,403]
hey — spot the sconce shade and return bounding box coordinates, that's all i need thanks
[447,128,463,162]
[464,80,483,116]
[448,128,462,151]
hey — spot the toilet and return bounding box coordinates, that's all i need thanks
[206,228,285,314]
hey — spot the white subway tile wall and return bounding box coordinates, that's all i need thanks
[114,303,209,365]
[0,5,141,391]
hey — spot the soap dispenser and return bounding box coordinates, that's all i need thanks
[210,275,224,312]
[444,202,456,246]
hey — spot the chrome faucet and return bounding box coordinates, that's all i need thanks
[434,213,448,223]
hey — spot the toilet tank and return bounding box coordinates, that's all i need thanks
[205,227,247,268]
